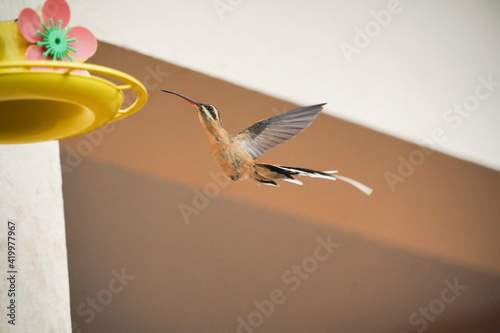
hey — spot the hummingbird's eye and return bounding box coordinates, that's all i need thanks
[206,105,218,120]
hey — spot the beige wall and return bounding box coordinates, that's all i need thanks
[60,42,500,332]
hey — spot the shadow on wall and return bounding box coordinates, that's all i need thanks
[63,159,500,333]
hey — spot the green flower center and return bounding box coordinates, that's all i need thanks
[37,18,77,61]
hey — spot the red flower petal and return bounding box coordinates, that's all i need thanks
[26,45,51,71]
[42,0,71,29]
[67,27,97,60]
[18,8,43,43]
[26,44,46,60]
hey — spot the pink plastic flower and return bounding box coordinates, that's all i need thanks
[17,0,97,64]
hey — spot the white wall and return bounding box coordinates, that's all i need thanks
[0,144,71,331]
[68,0,499,171]
[0,2,71,332]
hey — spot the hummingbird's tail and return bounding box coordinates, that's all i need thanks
[253,163,373,195]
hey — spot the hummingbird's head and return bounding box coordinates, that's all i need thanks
[162,90,221,126]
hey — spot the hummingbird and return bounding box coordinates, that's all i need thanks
[162,90,372,195]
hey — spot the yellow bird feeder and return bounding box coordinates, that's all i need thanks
[0,21,148,144]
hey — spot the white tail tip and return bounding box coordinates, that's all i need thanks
[283,178,304,185]
[334,174,373,196]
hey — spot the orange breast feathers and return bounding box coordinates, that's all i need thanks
[209,135,254,181]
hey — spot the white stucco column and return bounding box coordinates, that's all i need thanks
[0,2,71,332]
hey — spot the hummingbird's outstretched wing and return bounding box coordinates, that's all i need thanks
[237,104,325,160]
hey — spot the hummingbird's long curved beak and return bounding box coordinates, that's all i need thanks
[162,90,201,108]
